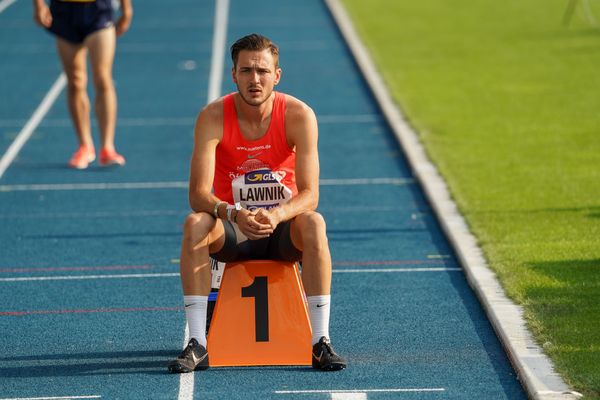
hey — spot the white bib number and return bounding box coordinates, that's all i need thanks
[232,168,292,210]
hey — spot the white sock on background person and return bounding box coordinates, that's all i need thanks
[183,295,208,348]
[307,295,331,345]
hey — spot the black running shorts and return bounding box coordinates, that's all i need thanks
[210,220,302,263]
[48,0,114,44]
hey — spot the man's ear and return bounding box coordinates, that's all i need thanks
[274,67,282,86]
[231,67,237,84]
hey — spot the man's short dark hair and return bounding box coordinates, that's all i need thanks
[230,33,279,69]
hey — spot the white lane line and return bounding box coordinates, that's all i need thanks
[318,114,380,124]
[177,325,194,400]
[0,396,101,400]
[0,269,460,283]
[333,268,461,273]
[0,117,187,128]
[275,388,446,394]
[0,177,413,192]
[0,0,17,14]
[0,265,150,273]
[0,273,179,282]
[0,206,412,219]
[0,114,379,128]
[331,394,366,400]
[0,210,183,219]
[320,177,413,186]
[206,0,229,103]
[0,181,188,192]
[0,74,66,180]
[0,117,194,128]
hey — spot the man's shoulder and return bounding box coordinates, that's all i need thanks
[197,96,226,124]
[193,96,227,142]
[204,96,227,116]
[282,93,315,122]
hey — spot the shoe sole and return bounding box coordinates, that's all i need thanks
[69,155,95,170]
[168,361,209,374]
[321,363,346,371]
[69,164,89,170]
[168,365,209,373]
[312,360,347,371]
[99,160,125,167]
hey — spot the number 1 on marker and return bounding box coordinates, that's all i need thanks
[241,276,269,342]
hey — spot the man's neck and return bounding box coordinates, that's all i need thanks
[234,92,276,141]
[235,92,275,125]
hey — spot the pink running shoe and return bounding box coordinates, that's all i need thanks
[99,148,126,167]
[68,146,96,169]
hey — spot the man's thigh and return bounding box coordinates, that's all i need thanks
[85,27,116,80]
[55,37,87,81]
[266,220,302,262]
[210,220,301,262]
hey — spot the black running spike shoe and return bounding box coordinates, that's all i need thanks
[168,338,209,373]
[312,336,347,371]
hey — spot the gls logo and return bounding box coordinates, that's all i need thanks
[245,169,279,184]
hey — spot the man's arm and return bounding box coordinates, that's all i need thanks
[189,100,274,239]
[255,96,320,228]
[188,103,223,214]
[32,0,52,28]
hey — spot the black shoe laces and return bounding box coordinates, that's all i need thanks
[180,339,197,358]
[322,340,335,356]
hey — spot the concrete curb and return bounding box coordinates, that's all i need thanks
[323,1,583,398]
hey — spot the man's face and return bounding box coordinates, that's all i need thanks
[232,49,281,107]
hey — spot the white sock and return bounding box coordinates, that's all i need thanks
[184,295,208,348]
[307,295,331,345]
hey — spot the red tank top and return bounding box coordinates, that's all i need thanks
[214,92,297,204]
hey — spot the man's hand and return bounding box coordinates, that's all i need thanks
[115,0,133,37]
[33,2,52,28]
[115,13,132,36]
[253,208,282,231]
[236,209,274,240]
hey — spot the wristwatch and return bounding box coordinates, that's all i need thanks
[226,202,242,222]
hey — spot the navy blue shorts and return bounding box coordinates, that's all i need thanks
[210,220,303,263]
[48,0,114,44]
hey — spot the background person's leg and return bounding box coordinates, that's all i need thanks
[55,37,95,168]
[86,27,124,165]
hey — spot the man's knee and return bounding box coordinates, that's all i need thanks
[92,73,114,94]
[294,211,328,249]
[182,212,214,246]
[298,211,326,231]
[67,71,87,93]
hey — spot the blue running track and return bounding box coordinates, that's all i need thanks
[0,0,527,399]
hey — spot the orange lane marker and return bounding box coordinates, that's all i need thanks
[207,260,312,367]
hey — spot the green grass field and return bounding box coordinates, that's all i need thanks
[340,0,600,397]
